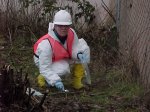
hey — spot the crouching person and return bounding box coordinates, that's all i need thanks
[33,10,90,91]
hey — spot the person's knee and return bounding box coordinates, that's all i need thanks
[37,74,46,88]
[73,64,84,77]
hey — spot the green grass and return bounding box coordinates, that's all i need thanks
[77,69,144,111]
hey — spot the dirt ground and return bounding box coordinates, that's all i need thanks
[0,71,149,112]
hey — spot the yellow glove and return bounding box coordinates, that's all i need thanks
[37,74,46,88]
[72,64,84,89]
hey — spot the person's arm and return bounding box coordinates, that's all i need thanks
[78,38,90,63]
[70,28,80,59]
[37,39,61,86]
[71,28,90,63]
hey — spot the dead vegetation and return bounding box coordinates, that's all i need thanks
[0,64,150,112]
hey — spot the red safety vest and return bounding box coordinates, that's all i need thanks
[34,29,74,62]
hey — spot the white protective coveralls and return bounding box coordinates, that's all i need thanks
[34,23,90,87]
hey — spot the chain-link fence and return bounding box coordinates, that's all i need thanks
[117,0,150,89]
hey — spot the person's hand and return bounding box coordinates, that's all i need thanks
[54,81,64,91]
[78,53,88,63]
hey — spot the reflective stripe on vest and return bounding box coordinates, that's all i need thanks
[33,29,74,62]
